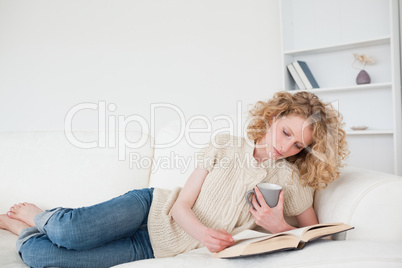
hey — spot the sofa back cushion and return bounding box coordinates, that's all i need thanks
[0,131,153,212]
[149,117,246,189]
[315,167,402,242]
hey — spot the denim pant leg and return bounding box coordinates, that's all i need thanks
[17,188,155,268]
[19,226,153,268]
[40,188,154,250]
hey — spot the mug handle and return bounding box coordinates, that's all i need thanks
[245,189,256,208]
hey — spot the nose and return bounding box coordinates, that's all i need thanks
[281,140,293,153]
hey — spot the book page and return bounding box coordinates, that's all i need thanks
[242,235,301,256]
[214,223,353,259]
[282,223,344,238]
[233,223,351,243]
[281,226,310,238]
[233,229,272,242]
[214,232,299,258]
[213,230,271,258]
[301,223,353,242]
[233,229,295,246]
[232,230,275,248]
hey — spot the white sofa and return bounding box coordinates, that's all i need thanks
[1,128,402,268]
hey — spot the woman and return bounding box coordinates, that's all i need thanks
[0,91,348,267]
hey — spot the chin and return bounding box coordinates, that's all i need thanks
[275,154,286,160]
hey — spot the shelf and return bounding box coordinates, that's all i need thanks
[283,36,390,56]
[346,129,394,136]
[281,0,401,175]
[289,82,392,94]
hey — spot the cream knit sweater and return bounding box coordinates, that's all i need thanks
[147,134,314,258]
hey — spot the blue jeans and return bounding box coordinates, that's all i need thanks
[17,188,155,268]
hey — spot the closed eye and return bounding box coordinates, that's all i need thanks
[283,124,307,150]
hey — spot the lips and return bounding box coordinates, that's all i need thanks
[274,147,283,157]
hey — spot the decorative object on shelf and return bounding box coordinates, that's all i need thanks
[353,53,375,85]
[291,61,320,89]
[350,125,368,131]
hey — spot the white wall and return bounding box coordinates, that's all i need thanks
[0,0,282,135]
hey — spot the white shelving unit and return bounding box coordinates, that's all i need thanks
[345,129,394,136]
[283,36,391,56]
[301,82,392,94]
[280,0,401,175]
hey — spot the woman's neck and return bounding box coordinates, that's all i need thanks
[253,141,270,163]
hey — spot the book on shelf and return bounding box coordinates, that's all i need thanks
[287,63,306,90]
[213,222,353,259]
[292,60,320,89]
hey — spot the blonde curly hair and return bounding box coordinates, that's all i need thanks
[247,91,349,189]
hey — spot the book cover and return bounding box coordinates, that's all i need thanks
[213,222,353,259]
[287,63,306,90]
[292,61,320,89]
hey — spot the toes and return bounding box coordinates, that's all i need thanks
[7,211,17,219]
[10,203,27,212]
[10,205,20,214]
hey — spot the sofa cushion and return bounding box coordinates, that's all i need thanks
[4,229,401,268]
[0,131,153,212]
[0,230,27,268]
[115,239,402,268]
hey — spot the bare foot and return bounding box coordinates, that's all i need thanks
[0,214,30,236]
[8,203,43,227]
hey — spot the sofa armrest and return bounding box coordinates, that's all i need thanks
[314,167,402,242]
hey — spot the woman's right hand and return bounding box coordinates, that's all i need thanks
[201,228,234,253]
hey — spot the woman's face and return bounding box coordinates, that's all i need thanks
[257,114,313,160]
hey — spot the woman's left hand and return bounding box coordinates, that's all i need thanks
[249,188,293,233]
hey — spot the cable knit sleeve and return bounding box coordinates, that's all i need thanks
[196,134,232,172]
[283,177,315,216]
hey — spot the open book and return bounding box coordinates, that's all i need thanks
[213,222,353,258]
